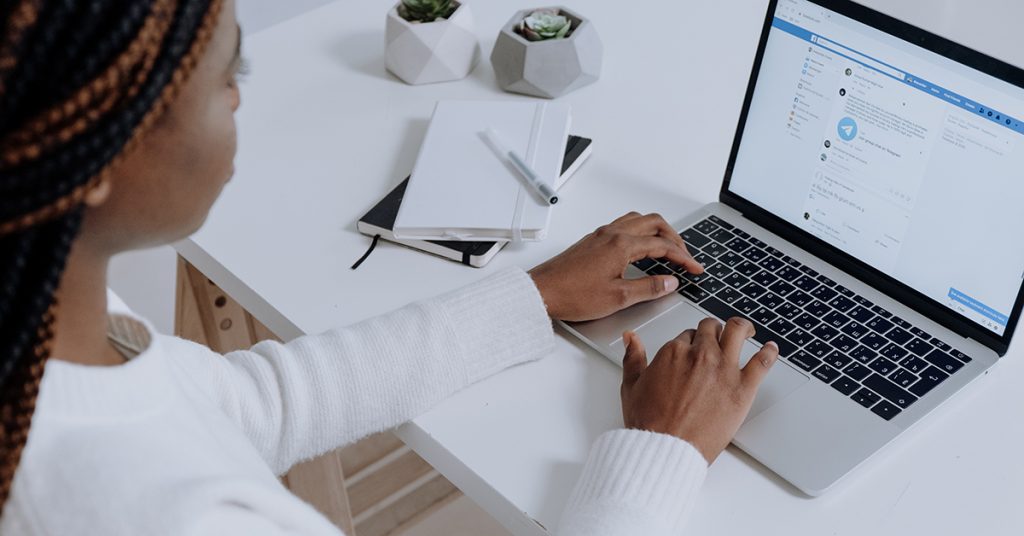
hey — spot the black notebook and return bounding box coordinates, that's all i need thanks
[356,135,592,268]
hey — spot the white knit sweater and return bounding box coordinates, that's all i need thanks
[1,267,707,535]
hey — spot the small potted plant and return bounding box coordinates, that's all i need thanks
[490,7,603,99]
[385,0,481,85]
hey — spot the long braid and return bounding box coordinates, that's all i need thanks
[0,0,224,514]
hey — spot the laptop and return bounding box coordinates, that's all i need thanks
[560,0,1024,495]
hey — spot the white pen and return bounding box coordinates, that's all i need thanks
[482,128,559,205]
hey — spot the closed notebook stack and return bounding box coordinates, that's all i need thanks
[357,135,592,268]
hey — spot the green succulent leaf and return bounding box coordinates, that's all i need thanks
[518,8,573,41]
[399,0,457,23]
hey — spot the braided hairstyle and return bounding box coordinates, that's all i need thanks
[0,0,224,512]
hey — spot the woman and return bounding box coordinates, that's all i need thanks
[0,0,779,534]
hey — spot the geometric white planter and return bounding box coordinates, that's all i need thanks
[490,6,602,99]
[385,1,481,85]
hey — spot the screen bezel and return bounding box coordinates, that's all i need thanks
[720,0,1024,356]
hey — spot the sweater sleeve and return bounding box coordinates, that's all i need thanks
[556,429,709,536]
[165,267,555,475]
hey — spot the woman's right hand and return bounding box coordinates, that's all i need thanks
[619,317,780,464]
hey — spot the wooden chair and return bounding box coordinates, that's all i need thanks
[175,257,460,535]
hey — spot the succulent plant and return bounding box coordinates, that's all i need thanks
[516,9,574,41]
[398,0,457,23]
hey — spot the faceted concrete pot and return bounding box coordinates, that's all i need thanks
[385,2,481,85]
[490,7,602,99]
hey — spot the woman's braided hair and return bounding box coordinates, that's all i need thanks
[0,0,223,512]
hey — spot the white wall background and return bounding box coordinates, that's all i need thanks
[110,0,1024,334]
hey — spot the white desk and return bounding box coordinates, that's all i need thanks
[177,1,1024,534]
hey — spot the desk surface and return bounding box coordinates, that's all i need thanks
[177,1,1024,534]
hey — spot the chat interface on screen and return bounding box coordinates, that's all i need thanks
[729,0,1024,336]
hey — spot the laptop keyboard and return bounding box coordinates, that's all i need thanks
[633,215,973,421]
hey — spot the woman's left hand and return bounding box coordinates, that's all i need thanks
[529,212,704,322]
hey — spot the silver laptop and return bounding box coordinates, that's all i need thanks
[560,0,1024,495]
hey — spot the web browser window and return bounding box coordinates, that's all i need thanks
[730,0,1024,336]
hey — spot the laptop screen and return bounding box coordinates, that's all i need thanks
[728,0,1024,337]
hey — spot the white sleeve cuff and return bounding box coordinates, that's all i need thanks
[558,429,708,536]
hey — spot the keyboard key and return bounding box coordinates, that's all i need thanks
[679,284,710,303]
[850,345,878,364]
[648,264,673,276]
[783,255,800,267]
[831,375,859,395]
[789,351,821,372]
[823,352,852,370]
[751,271,777,287]
[884,327,914,345]
[722,272,750,289]
[734,297,759,315]
[843,362,871,381]
[849,305,875,324]
[718,287,742,304]
[694,252,713,266]
[805,299,831,317]
[733,229,751,239]
[836,285,855,298]
[908,366,949,397]
[694,219,719,235]
[739,283,768,299]
[863,374,918,408]
[735,260,761,277]
[860,332,888,351]
[786,290,814,308]
[708,228,735,244]
[906,338,934,357]
[805,340,833,358]
[775,302,802,320]
[725,237,751,253]
[813,364,842,383]
[829,295,856,313]
[758,256,785,272]
[793,274,820,292]
[750,307,778,326]
[810,324,840,342]
[923,349,964,374]
[681,270,708,283]
[899,355,928,374]
[703,242,728,257]
[705,262,732,280]
[767,318,797,336]
[719,251,745,268]
[892,317,912,330]
[870,305,893,318]
[785,328,814,348]
[776,266,802,282]
[932,340,952,352]
[829,334,858,354]
[708,215,733,230]
[749,237,767,249]
[816,274,837,287]
[740,247,767,262]
[880,343,909,361]
[756,292,785,309]
[680,229,711,249]
[852,388,881,408]
[697,277,726,295]
[909,326,928,339]
[890,369,918,388]
[811,285,839,302]
[840,321,869,339]
[823,310,850,329]
[793,313,820,331]
[951,349,972,363]
[871,400,902,421]
[853,295,872,306]
[634,258,657,271]
[768,280,797,297]
[799,264,819,277]
[867,357,898,376]
[665,260,688,273]
[866,316,894,335]
[765,246,784,258]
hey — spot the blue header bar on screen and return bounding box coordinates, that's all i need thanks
[771,17,1024,136]
[949,288,1010,326]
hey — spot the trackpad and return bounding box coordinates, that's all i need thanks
[633,304,807,422]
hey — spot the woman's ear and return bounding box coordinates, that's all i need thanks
[83,177,113,207]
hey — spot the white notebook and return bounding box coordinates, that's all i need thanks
[393,100,572,242]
